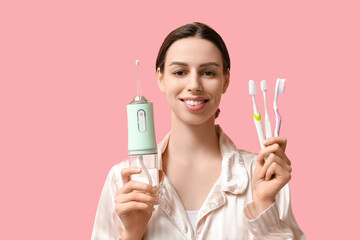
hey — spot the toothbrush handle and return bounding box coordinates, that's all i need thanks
[253,114,265,149]
[274,109,282,137]
[264,117,272,139]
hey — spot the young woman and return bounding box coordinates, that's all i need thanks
[91,22,305,240]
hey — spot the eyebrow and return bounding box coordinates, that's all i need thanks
[169,61,220,67]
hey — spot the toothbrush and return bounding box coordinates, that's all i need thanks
[261,80,272,139]
[249,80,265,149]
[273,78,286,136]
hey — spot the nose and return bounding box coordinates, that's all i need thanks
[187,72,203,93]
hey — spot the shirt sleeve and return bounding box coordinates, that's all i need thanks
[243,183,306,240]
[91,164,125,240]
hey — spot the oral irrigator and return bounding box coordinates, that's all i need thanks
[127,60,158,186]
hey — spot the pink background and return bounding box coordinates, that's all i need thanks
[1,0,359,239]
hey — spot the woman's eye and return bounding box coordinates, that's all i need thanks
[173,71,186,76]
[203,71,215,76]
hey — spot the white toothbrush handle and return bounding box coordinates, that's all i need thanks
[264,116,272,139]
[253,114,265,149]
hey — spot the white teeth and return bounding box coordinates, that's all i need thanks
[184,100,205,105]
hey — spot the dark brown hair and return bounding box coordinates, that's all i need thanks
[155,22,230,74]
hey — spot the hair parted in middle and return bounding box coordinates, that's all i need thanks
[155,22,230,74]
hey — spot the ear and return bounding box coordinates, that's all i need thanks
[156,67,166,94]
[222,68,230,94]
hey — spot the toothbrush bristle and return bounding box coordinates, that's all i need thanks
[261,80,267,91]
[249,80,257,95]
[278,78,286,94]
[136,59,139,66]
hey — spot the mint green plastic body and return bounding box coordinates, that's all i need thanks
[127,102,157,156]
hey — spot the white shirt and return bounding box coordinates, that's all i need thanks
[186,210,199,233]
[91,125,306,239]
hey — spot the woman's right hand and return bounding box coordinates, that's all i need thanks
[116,167,159,240]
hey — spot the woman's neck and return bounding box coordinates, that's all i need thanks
[165,113,221,166]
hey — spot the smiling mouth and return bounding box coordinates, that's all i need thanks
[180,98,209,111]
[180,99,209,106]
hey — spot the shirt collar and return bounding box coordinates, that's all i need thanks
[157,124,248,195]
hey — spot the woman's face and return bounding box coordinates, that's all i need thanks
[156,37,230,125]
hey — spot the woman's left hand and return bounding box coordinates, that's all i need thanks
[252,136,292,216]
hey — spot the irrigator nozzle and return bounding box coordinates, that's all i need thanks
[136,59,142,97]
